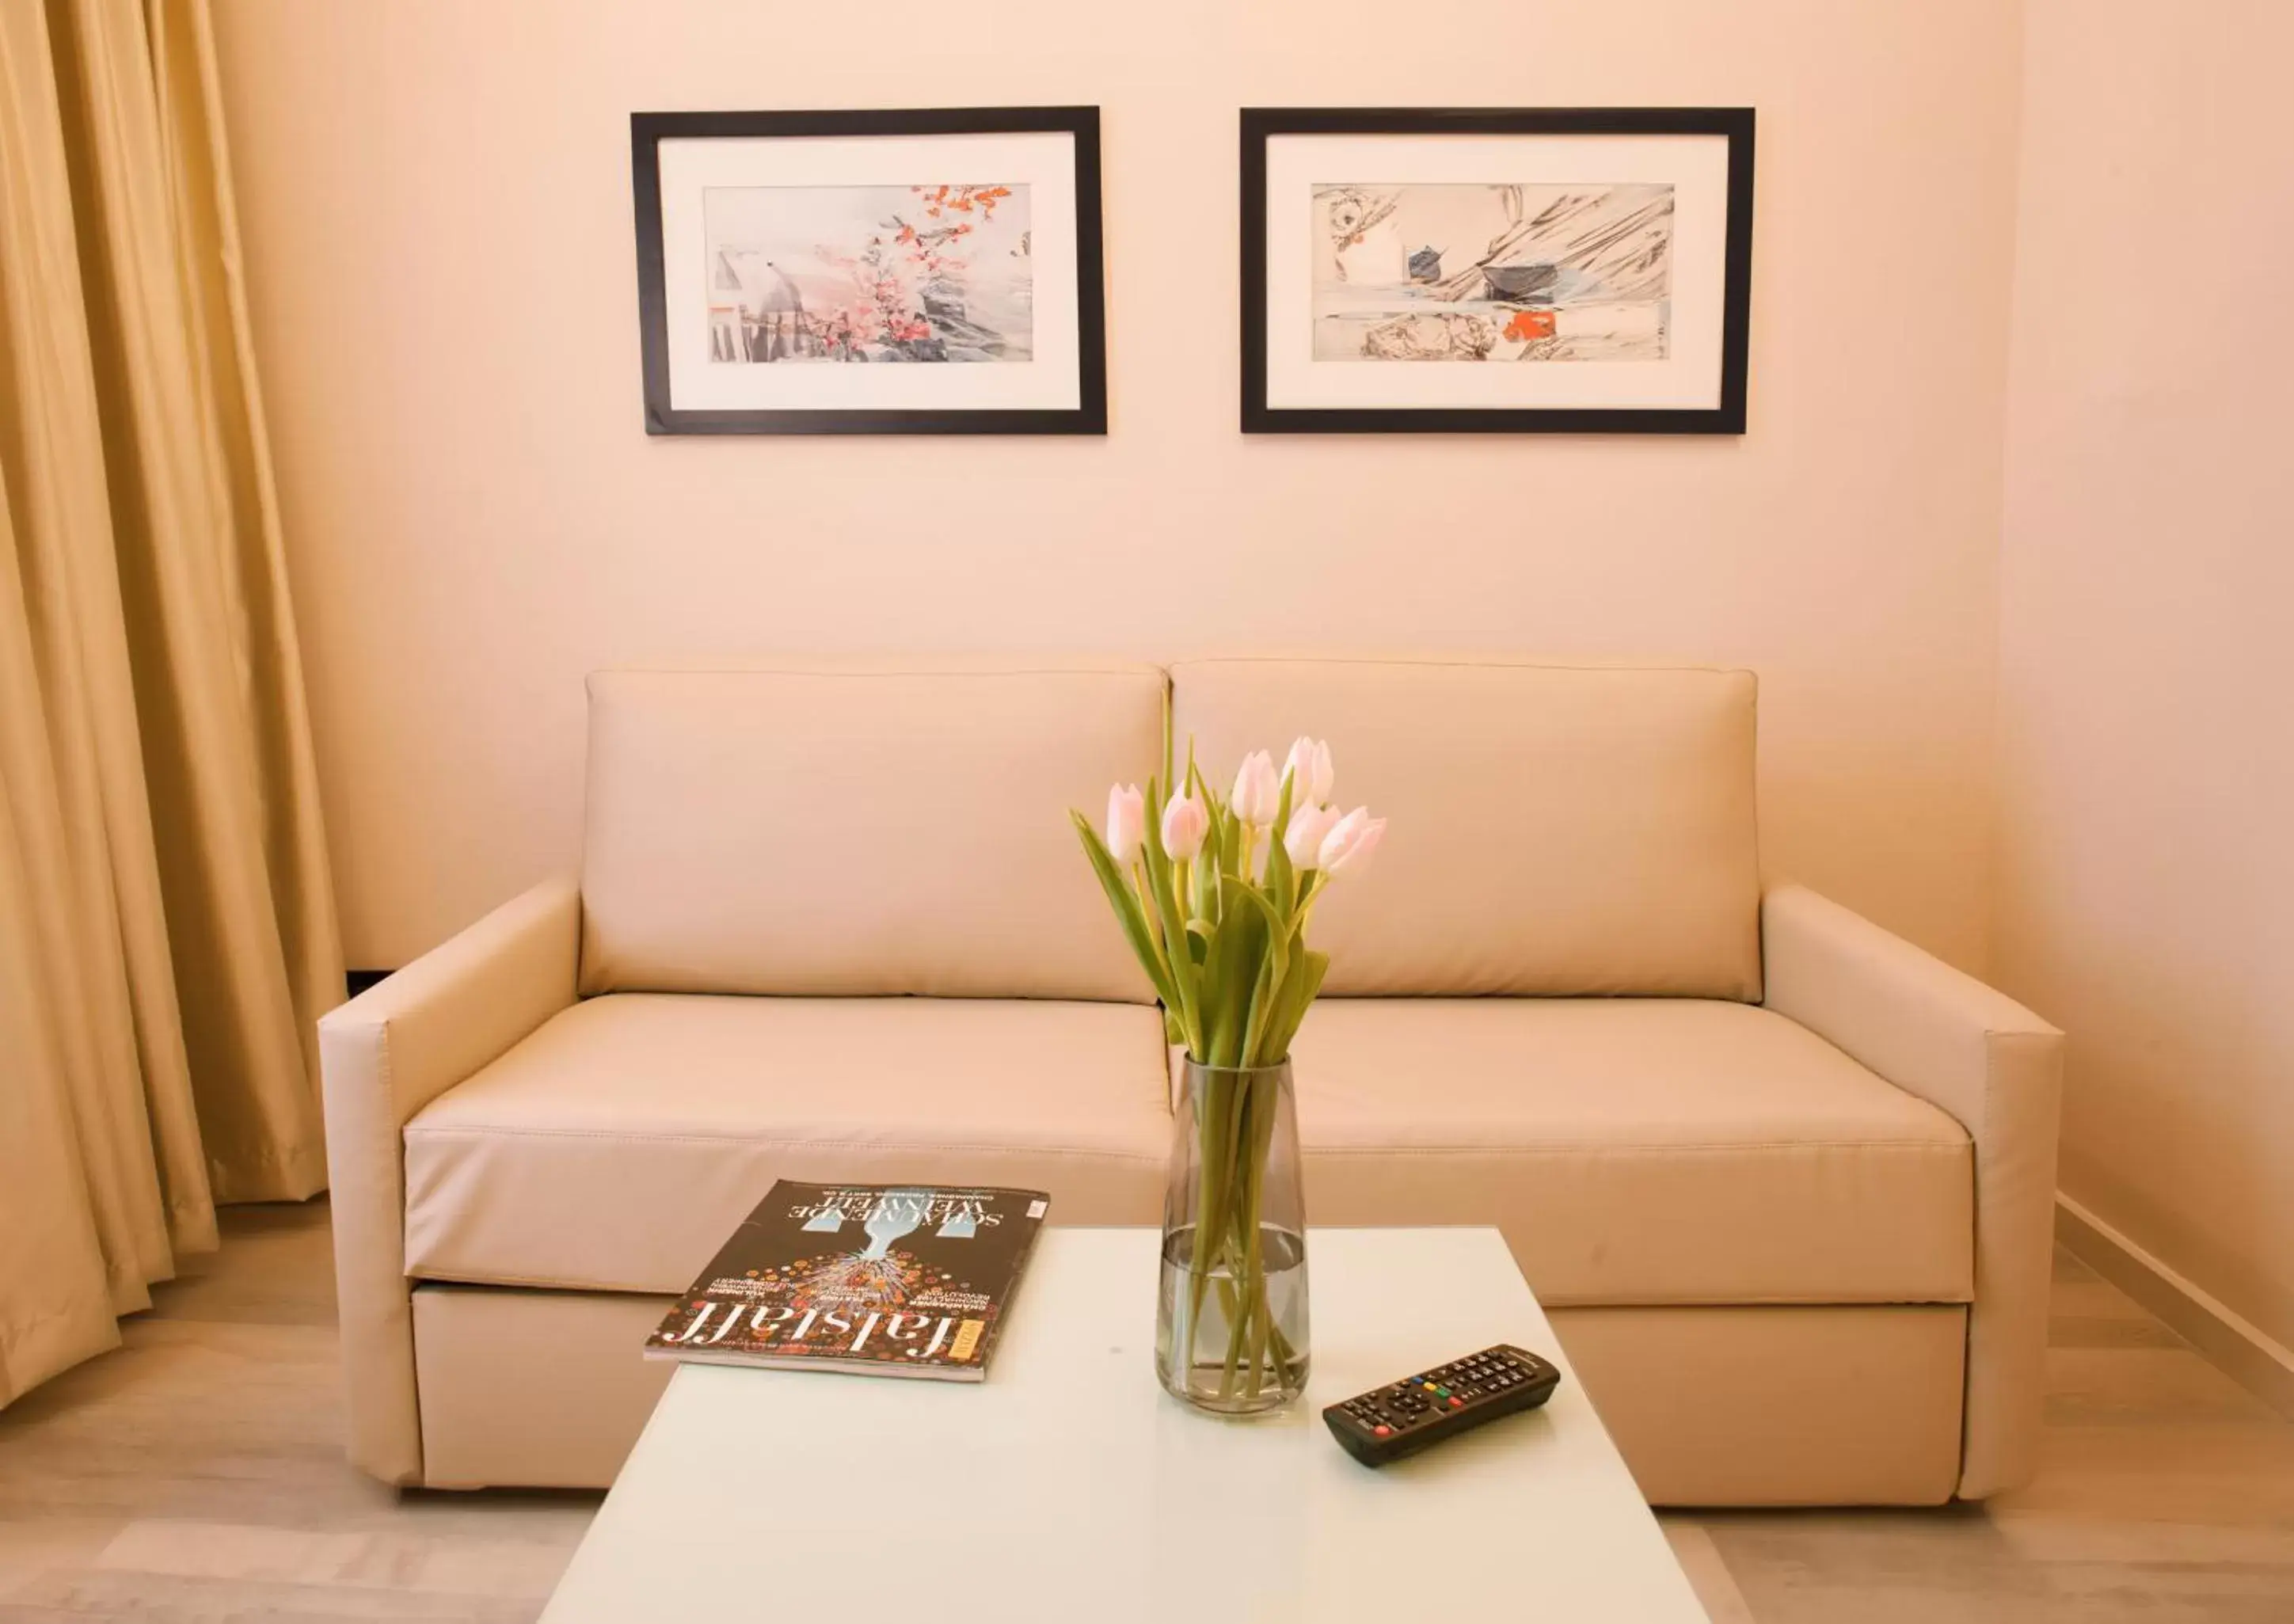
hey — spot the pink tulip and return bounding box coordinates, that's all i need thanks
[1318,807,1387,878]
[1105,783,1145,865]
[1282,736,1335,808]
[1230,750,1280,827]
[1161,793,1211,861]
[1284,804,1341,870]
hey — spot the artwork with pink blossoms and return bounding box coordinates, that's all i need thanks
[702,183,1033,364]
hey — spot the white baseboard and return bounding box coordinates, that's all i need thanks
[2055,1192,2294,1420]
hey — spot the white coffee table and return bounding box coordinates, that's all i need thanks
[539,1227,1708,1622]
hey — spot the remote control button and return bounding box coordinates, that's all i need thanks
[1373,1425,1391,1437]
[1448,1397,1463,1408]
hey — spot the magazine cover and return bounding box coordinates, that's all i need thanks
[645,1181,1048,1381]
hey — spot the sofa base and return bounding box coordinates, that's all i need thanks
[410,1284,1968,1503]
[413,1285,671,1489]
[1546,1303,1965,1506]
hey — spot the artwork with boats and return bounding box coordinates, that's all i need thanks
[1311,181,1673,363]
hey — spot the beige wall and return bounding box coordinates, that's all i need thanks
[1996,2,2294,1347]
[211,0,2023,971]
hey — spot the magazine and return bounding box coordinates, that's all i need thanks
[644,1181,1047,1381]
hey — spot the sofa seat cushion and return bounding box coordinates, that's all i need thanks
[401,995,1171,1293]
[1288,998,1973,1306]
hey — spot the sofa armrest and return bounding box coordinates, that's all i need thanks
[317,877,580,1483]
[1760,883,2062,1499]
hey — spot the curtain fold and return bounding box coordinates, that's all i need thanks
[0,0,341,1405]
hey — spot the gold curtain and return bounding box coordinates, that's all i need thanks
[0,0,341,1405]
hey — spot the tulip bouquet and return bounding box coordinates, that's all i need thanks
[1072,732,1384,1409]
[1076,738,1383,1065]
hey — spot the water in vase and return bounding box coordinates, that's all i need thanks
[1156,1223,1311,1413]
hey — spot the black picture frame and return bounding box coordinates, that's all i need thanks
[1240,107,1755,435]
[631,107,1107,435]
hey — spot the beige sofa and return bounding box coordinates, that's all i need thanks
[319,657,2061,1505]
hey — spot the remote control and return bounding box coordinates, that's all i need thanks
[1322,1344,1562,1467]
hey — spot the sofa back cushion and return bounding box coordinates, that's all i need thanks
[579,661,1162,1000]
[1169,659,1762,998]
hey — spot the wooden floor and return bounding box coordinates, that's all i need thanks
[2,1204,2291,1621]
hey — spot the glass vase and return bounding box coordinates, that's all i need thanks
[1155,1058,1311,1414]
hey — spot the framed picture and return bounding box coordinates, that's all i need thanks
[631,107,1106,435]
[1241,108,1754,434]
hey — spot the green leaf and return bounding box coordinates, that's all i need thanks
[1230,880,1292,998]
[1192,769,1228,922]
[1231,900,1272,1065]
[1195,901,1228,1065]
[1240,953,1277,1069]
[1259,947,1330,1063]
[1200,897,1266,1067]
[1162,697,1175,804]
[1138,777,1201,1054]
[1071,812,1179,1010]
[1265,773,1297,918]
